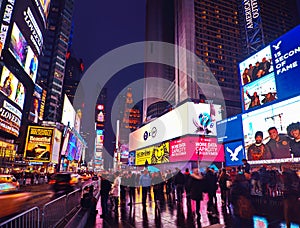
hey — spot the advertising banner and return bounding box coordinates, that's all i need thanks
[0,66,25,110]
[271,25,300,100]
[217,114,243,143]
[0,93,22,137]
[242,95,300,163]
[61,94,76,128]
[169,136,224,162]
[224,141,245,167]
[129,102,222,151]
[51,128,61,164]
[28,84,43,123]
[24,126,53,162]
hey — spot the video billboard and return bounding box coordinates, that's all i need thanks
[129,102,222,151]
[28,84,43,123]
[242,95,300,163]
[65,132,77,161]
[217,114,243,143]
[24,126,53,162]
[0,66,25,110]
[61,94,76,128]
[169,136,224,163]
[271,25,300,100]
[51,128,61,164]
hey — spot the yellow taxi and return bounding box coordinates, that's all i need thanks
[0,174,20,193]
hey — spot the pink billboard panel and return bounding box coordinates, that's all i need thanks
[170,136,224,162]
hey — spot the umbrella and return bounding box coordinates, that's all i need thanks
[147,166,160,173]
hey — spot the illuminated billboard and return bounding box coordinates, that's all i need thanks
[28,84,44,123]
[51,128,62,164]
[224,141,246,167]
[135,142,170,166]
[129,101,222,151]
[61,94,76,128]
[24,126,53,162]
[217,114,243,143]
[242,95,300,163]
[271,25,300,100]
[0,66,25,110]
[169,136,224,163]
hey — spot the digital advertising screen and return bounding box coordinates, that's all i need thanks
[61,94,76,128]
[66,132,77,161]
[217,114,243,143]
[9,23,28,68]
[0,93,22,137]
[242,95,300,163]
[61,129,70,156]
[135,142,170,166]
[169,136,224,163]
[28,84,43,123]
[0,66,25,110]
[271,25,300,100]
[224,141,246,167]
[242,72,277,111]
[239,45,273,84]
[75,139,83,161]
[120,144,129,164]
[24,126,53,162]
[51,128,61,164]
[24,46,38,83]
[128,151,135,166]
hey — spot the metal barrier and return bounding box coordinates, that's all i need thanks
[0,206,39,228]
[66,189,81,213]
[1,181,100,228]
[42,195,67,228]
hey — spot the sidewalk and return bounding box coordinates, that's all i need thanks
[85,190,232,228]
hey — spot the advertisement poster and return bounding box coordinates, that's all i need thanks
[24,46,38,83]
[242,95,300,161]
[0,66,25,110]
[169,136,224,162]
[217,114,243,143]
[65,132,77,161]
[224,141,245,167]
[29,84,43,123]
[51,128,61,164]
[24,126,53,162]
[0,94,22,137]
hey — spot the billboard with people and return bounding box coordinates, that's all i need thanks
[242,95,300,163]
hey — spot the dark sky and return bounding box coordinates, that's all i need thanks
[71,1,146,164]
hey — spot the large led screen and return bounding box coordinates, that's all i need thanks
[271,25,300,100]
[169,136,224,163]
[239,45,273,85]
[51,128,61,164]
[29,84,43,123]
[217,114,243,143]
[242,95,300,163]
[129,102,222,151]
[0,66,25,110]
[61,95,76,128]
[24,126,53,162]
[65,132,77,161]
[242,72,277,111]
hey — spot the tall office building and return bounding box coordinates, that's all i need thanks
[144,0,300,119]
[37,0,75,122]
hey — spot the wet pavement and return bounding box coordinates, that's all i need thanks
[84,189,300,228]
[85,189,234,228]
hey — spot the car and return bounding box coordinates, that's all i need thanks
[0,174,20,193]
[49,173,74,193]
[80,173,92,181]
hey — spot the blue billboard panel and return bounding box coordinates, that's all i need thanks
[271,25,300,100]
[224,141,245,167]
[216,114,243,143]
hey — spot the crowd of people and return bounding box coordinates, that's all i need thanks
[96,162,300,226]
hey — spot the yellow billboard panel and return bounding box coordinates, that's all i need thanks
[135,142,170,165]
[24,126,53,162]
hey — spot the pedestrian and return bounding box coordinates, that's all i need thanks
[152,171,164,203]
[183,168,191,200]
[127,171,136,206]
[205,167,218,212]
[189,167,205,219]
[174,168,185,202]
[109,171,121,213]
[139,169,152,206]
[100,174,111,218]
[218,168,231,207]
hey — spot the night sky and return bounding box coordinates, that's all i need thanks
[71,1,146,164]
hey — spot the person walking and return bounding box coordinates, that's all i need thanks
[100,174,111,218]
[218,168,231,207]
[189,167,205,219]
[205,167,218,212]
[127,171,136,206]
[184,168,191,200]
[139,169,152,206]
[110,171,121,213]
[174,168,185,202]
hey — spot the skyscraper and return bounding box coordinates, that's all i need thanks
[37,0,75,122]
[144,0,300,119]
